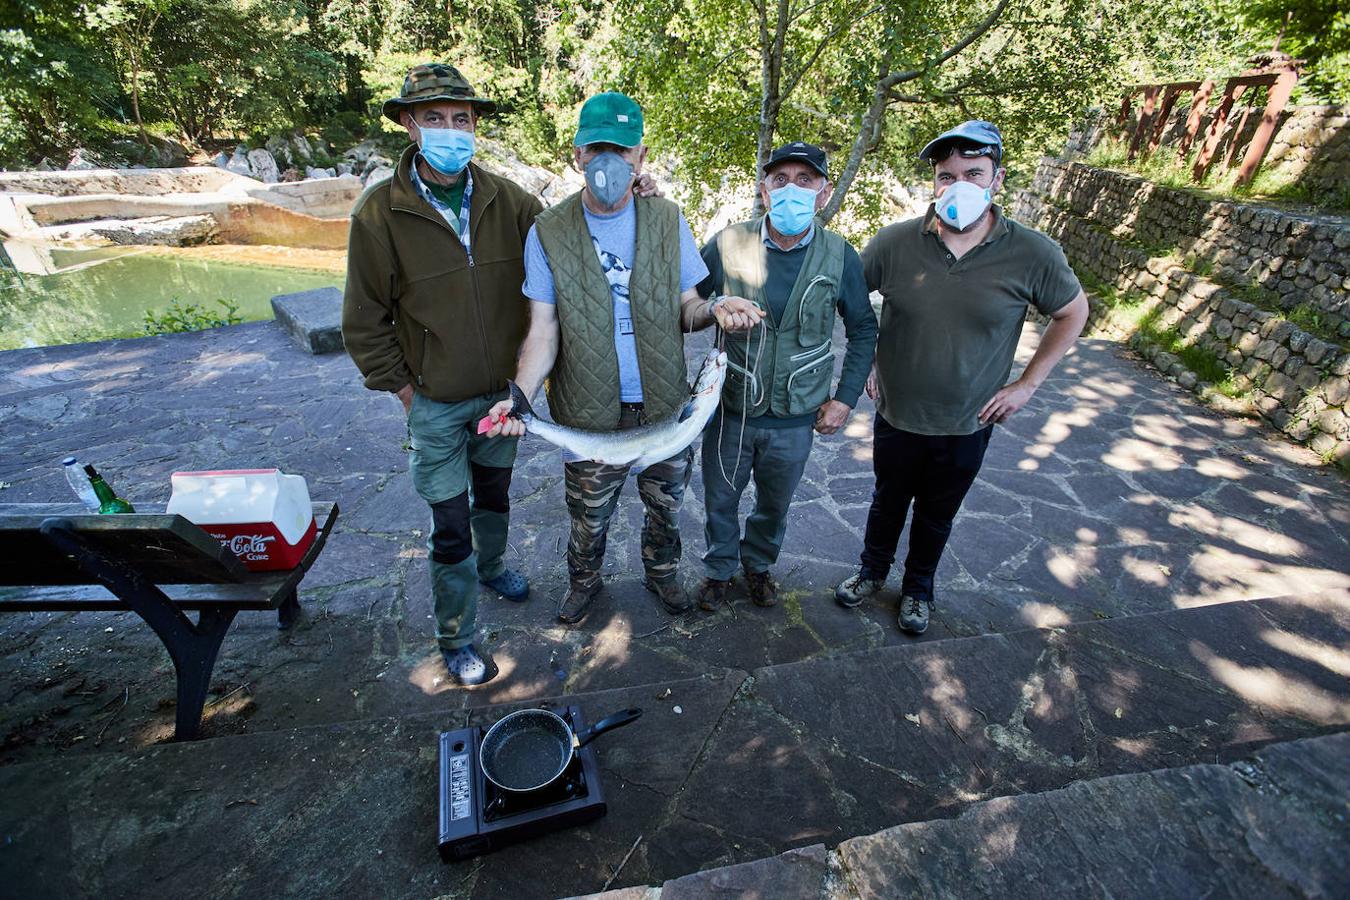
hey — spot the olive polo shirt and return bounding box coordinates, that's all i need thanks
[862,206,1081,436]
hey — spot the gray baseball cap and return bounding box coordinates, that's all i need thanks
[918,120,1003,162]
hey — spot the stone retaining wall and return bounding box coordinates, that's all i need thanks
[1013,158,1350,465]
[1028,158,1349,332]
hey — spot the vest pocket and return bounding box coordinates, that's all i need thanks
[724,358,764,411]
[795,275,837,347]
[784,344,834,415]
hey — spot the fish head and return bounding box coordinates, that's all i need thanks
[693,348,728,397]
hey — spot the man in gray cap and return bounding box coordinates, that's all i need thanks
[693,141,876,611]
[342,63,540,687]
[835,120,1088,636]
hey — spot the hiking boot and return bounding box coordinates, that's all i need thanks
[898,594,932,635]
[558,583,599,624]
[644,578,692,614]
[835,571,886,608]
[744,570,778,608]
[441,644,499,687]
[480,567,529,601]
[697,577,730,611]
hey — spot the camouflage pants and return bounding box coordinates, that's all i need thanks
[563,406,694,591]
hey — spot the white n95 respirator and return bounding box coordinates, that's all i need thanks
[936,181,993,232]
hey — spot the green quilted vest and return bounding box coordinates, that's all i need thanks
[534,192,687,430]
[715,218,847,417]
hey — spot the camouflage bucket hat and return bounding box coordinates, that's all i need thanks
[382,63,497,124]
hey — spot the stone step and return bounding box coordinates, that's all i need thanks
[569,730,1349,899]
[4,590,1346,899]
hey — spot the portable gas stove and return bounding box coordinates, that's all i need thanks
[437,704,608,861]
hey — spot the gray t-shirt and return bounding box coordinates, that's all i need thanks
[522,197,707,403]
[862,208,1081,435]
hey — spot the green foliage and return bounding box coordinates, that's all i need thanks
[143,298,242,335]
[1242,0,1350,101]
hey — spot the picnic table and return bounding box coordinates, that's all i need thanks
[0,501,338,740]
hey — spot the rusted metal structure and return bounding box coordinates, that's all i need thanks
[1115,54,1302,187]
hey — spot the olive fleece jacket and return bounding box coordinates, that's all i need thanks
[342,146,543,402]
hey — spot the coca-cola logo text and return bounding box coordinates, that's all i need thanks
[215,533,277,560]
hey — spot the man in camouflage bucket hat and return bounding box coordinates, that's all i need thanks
[342,62,540,688]
[381,63,498,123]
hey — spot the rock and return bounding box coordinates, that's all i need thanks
[361,154,394,177]
[290,134,314,163]
[279,167,304,183]
[212,152,230,170]
[343,139,381,166]
[305,166,336,180]
[65,148,102,170]
[363,165,394,186]
[271,287,344,354]
[247,148,281,184]
[90,214,217,246]
[225,147,253,177]
[265,135,294,169]
[336,163,353,176]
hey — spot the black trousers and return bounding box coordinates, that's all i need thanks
[859,415,993,601]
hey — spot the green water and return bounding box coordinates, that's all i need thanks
[0,248,342,350]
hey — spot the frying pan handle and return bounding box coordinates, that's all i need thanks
[575,707,643,748]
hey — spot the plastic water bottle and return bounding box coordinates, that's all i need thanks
[62,456,100,511]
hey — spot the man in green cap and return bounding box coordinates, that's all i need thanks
[485,91,762,625]
[342,63,540,687]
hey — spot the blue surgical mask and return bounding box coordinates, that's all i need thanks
[418,125,475,176]
[936,180,993,232]
[767,183,820,236]
[584,151,634,208]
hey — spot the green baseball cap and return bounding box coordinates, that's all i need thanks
[382,63,497,124]
[574,92,644,147]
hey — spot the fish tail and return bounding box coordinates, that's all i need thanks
[507,380,535,419]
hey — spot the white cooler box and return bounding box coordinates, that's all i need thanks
[166,468,316,572]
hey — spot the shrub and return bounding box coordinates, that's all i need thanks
[143,298,242,335]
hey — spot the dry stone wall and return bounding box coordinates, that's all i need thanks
[1012,158,1350,466]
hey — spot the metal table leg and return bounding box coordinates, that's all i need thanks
[40,518,240,741]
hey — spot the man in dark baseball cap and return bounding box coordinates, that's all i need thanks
[343,62,542,688]
[689,139,877,612]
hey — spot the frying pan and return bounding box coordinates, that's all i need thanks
[479,706,642,793]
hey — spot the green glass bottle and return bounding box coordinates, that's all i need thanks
[84,464,135,514]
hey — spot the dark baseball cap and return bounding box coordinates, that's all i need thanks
[918,120,1003,162]
[763,142,829,178]
[382,63,497,124]
[575,92,644,147]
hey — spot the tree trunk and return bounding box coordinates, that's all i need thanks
[819,0,1014,223]
[751,0,790,217]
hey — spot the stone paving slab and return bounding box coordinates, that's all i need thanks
[835,731,1350,899]
[0,672,747,900]
[0,592,1344,899]
[2,319,1350,755]
[579,732,1348,900]
[2,315,1349,894]
[1,319,1347,759]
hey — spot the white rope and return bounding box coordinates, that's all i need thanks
[715,307,764,490]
